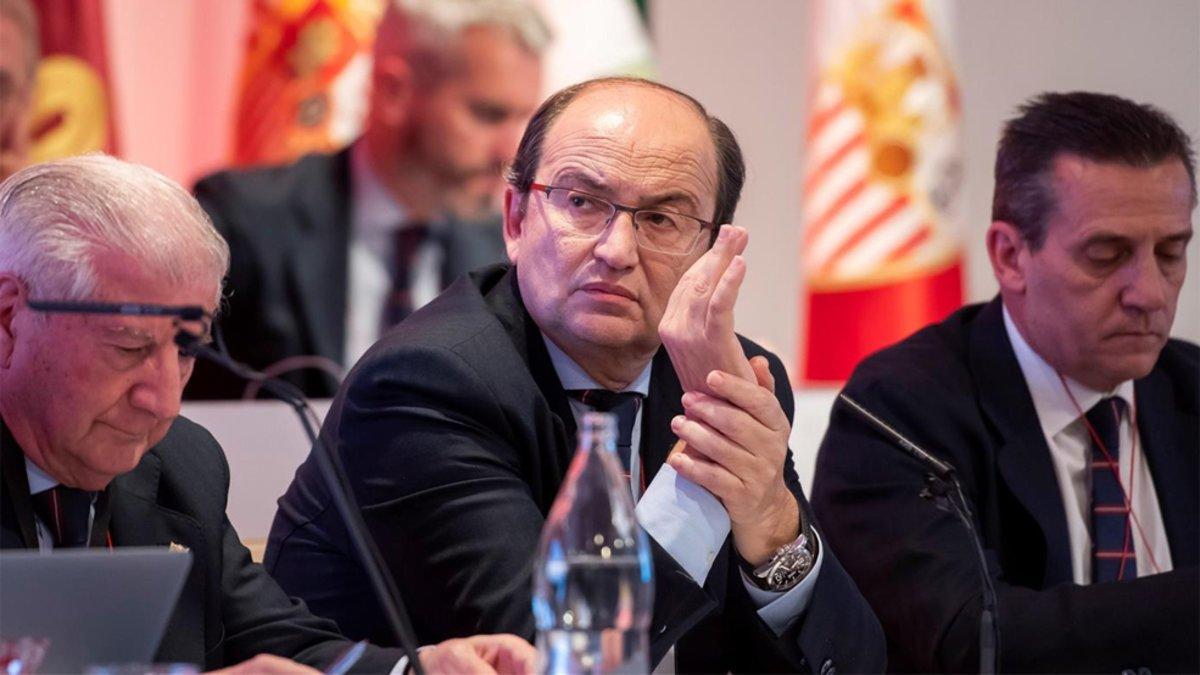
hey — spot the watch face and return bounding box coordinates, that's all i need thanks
[765,546,813,590]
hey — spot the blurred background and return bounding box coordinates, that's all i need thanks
[18,0,1200,382]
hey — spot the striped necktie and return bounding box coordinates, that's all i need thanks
[567,389,643,473]
[381,223,429,332]
[1087,396,1136,582]
[31,485,95,548]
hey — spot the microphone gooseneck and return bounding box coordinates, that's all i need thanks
[177,329,427,675]
[836,393,1000,674]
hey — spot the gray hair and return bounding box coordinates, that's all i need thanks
[0,154,229,308]
[376,0,551,80]
[0,0,40,82]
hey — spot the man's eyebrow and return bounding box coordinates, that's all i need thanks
[553,171,702,212]
[99,324,155,341]
[1162,228,1194,244]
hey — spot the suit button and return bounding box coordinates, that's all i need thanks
[1137,668,1152,675]
[798,657,808,671]
[820,658,835,675]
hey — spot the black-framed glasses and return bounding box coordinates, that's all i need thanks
[527,182,715,256]
[26,300,215,352]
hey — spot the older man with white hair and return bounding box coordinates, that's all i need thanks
[0,154,537,673]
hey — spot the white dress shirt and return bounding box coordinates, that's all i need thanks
[25,457,72,553]
[344,142,444,366]
[542,336,822,642]
[1002,305,1173,584]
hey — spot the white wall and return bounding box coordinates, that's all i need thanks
[652,0,1200,380]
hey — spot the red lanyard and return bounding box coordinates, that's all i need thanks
[1057,373,1162,576]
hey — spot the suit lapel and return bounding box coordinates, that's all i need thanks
[109,452,210,662]
[286,150,352,363]
[1,420,39,549]
[1135,365,1200,568]
[488,268,576,467]
[968,299,1073,586]
[642,349,683,485]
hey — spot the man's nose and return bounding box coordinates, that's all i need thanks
[592,210,640,269]
[128,347,184,421]
[1120,249,1169,314]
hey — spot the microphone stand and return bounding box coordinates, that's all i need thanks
[837,394,1000,674]
[178,331,427,675]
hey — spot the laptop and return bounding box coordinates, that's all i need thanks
[0,548,192,672]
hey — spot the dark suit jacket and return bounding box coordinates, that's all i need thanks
[811,298,1199,673]
[265,263,885,674]
[0,416,402,672]
[187,148,507,399]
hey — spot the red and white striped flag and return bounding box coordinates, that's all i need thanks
[800,0,964,383]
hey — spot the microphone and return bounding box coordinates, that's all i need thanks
[836,393,999,674]
[836,394,955,479]
[176,329,427,675]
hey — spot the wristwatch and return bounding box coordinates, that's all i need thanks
[749,530,816,592]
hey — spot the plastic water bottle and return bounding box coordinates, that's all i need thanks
[533,412,654,674]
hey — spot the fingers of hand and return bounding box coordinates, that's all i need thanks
[705,255,745,337]
[705,369,788,431]
[214,654,320,674]
[466,634,538,675]
[749,355,775,390]
[680,390,759,451]
[670,413,748,485]
[424,639,496,675]
[667,446,742,501]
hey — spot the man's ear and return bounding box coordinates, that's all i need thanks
[371,55,416,127]
[0,274,27,369]
[502,187,523,263]
[986,220,1029,295]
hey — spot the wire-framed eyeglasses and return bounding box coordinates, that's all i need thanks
[527,182,714,256]
[26,300,215,354]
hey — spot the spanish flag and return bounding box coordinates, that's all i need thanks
[232,0,385,167]
[800,0,964,383]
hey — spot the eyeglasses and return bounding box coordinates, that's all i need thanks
[26,300,215,353]
[527,182,714,256]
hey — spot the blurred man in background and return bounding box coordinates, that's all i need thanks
[813,91,1198,672]
[0,0,37,182]
[0,154,538,673]
[188,0,549,399]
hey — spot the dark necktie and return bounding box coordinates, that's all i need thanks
[1087,396,1136,582]
[381,223,429,332]
[31,485,95,548]
[567,389,643,473]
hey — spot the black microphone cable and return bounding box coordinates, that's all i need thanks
[176,328,427,675]
[837,393,1000,674]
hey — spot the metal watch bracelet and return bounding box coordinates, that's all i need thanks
[751,531,815,592]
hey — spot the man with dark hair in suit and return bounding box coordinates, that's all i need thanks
[0,155,537,673]
[266,76,885,674]
[812,91,1198,672]
[188,0,549,399]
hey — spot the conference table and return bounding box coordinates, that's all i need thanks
[181,388,840,556]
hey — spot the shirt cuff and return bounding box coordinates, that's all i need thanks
[738,529,826,636]
[389,656,409,675]
[636,463,731,585]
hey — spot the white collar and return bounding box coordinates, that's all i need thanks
[24,457,59,496]
[350,140,411,236]
[541,334,652,397]
[1002,303,1134,439]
